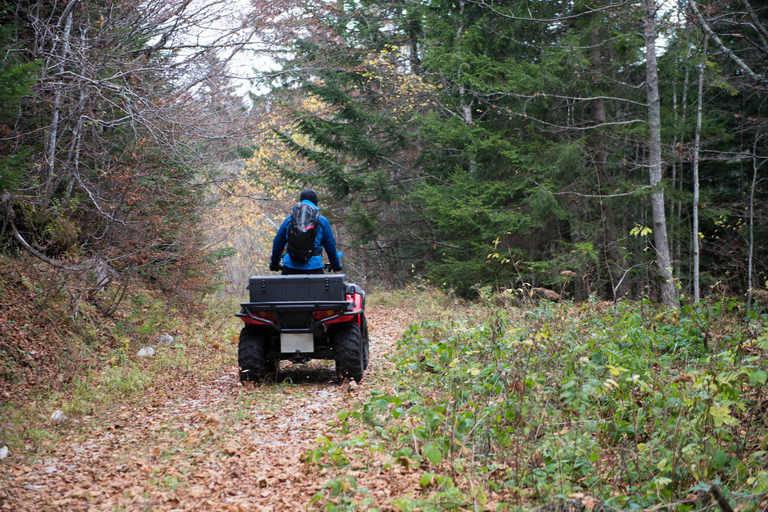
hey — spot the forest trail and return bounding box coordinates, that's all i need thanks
[1,305,413,511]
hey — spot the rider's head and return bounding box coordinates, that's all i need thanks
[300,189,318,206]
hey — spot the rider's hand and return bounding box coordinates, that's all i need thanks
[331,265,342,273]
[269,262,281,272]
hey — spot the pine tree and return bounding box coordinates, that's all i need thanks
[0,5,39,193]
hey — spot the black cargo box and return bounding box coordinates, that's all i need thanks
[247,274,347,303]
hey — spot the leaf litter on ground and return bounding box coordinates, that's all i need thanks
[0,303,412,511]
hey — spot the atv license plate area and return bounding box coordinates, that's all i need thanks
[281,333,314,353]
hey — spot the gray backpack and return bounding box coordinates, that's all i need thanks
[287,203,320,262]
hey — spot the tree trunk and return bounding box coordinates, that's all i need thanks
[406,7,422,75]
[456,0,476,174]
[676,62,690,293]
[43,8,74,202]
[748,135,764,309]
[644,0,678,307]
[589,26,627,300]
[692,37,707,303]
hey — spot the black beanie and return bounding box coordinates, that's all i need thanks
[300,189,318,206]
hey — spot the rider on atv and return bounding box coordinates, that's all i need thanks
[269,190,342,276]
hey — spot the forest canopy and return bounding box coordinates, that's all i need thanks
[1,0,767,306]
[252,0,768,304]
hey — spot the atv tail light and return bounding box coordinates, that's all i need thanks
[315,309,337,319]
[256,310,276,321]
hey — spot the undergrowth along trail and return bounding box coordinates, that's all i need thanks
[1,288,767,511]
[305,296,768,511]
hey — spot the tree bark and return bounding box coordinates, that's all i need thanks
[406,6,422,75]
[644,0,678,306]
[456,0,476,174]
[748,135,764,309]
[692,36,707,303]
[675,61,690,289]
[43,8,74,202]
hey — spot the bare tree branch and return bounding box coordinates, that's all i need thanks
[468,0,634,24]
[742,0,768,53]
[689,1,768,87]
[535,181,652,199]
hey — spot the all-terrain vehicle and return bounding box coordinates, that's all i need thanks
[236,274,369,382]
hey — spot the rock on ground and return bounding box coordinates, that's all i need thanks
[137,347,155,357]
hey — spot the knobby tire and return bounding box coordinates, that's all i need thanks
[238,325,271,382]
[333,322,364,382]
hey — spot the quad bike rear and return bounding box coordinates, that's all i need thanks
[236,274,369,382]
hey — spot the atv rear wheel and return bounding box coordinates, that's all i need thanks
[332,322,364,382]
[361,314,370,370]
[238,325,274,382]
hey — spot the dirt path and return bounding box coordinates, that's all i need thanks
[1,305,412,511]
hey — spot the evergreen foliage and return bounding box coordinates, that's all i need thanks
[0,9,39,193]
[263,0,768,301]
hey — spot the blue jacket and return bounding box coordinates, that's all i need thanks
[271,200,341,270]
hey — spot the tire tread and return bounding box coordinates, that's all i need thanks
[238,326,270,382]
[333,322,364,382]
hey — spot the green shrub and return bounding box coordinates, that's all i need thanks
[311,296,768,509]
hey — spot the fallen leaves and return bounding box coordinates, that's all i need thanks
[568,492,600,511]
[1,304,411,511]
